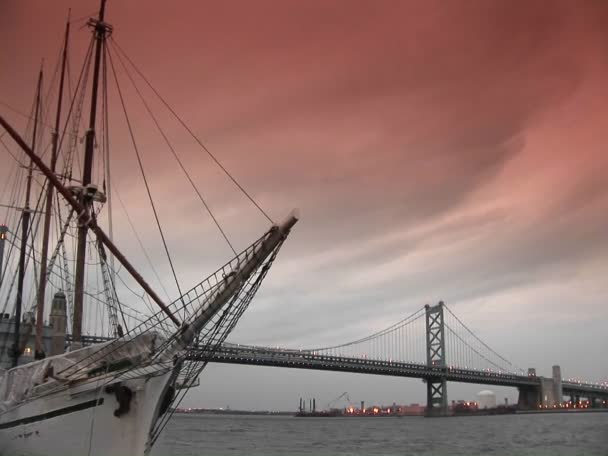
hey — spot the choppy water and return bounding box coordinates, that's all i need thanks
[153,412,608,456]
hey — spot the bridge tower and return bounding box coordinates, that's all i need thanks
[424,301,448,416]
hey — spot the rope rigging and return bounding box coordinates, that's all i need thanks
[0,136,28,167]
[56,35,95,178]
[0,101,54,132]
[110,37,274,225]
[105,40,185,313]
[112,184,171,301]
[3,14,283,341]
[49,226,284,381]
[0,7,296,416]
[107,40,237,256]
[0,30,124,342]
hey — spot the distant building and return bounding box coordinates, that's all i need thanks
[0,313,54,368]
[477,390,497,409]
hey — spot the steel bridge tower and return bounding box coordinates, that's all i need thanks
[425,301,448,416]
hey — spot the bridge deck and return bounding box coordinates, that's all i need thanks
[75,335,607,397]
[189,344,539,388]
[188,344,608,398]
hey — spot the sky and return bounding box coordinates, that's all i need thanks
[1,0,607,410]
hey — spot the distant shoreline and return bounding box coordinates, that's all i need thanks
[174,409,293,416]
[516,408,608,415]
[174,407,608,418]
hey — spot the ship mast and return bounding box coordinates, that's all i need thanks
[12,67,43,368]
[0,226,8,288]
[0,116,180,327]
[72,0,108,344]
[35,13,71,359]
[0,0,179,329]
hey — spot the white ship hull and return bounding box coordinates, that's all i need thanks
[0,370,174,456]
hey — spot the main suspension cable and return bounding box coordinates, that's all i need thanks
[305,307,425,352]
[443,303,515,367]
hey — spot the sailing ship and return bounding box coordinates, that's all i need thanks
[0,1,298,454]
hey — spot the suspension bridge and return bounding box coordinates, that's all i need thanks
[75,301,607,416]
[185,301,608,416]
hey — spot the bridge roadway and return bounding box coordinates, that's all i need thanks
[188,343,608,400]
[77,335,608,403]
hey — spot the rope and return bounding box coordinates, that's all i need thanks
[56,36,95,170]
[150,239,284,445]
[69,10,98,25]
[105,40,185,310]
[110,37,274,224]
[52,229,272,380]
[0,136,28,167]
[112,185,171,301]
[107,40,237,256]
[0,100,54,130]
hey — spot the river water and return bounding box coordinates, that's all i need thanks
[153,412,608,456]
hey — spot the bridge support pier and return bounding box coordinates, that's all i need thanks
[518,386,540,409]
[552,365,563,405]
[424,302,449,417]
[539,377,557,407]
[426,378,448,417]
[517,365,566,409]
[519,378,560,409]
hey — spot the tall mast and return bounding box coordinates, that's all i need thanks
[0,116,180,327]
[73,0,108,343]
[35,13,71,358]
[0,225,8,287]
[12,67,43,368]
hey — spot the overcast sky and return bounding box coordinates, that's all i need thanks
[1,0,607,410]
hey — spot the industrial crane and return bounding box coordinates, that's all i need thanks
[327,392,350,409]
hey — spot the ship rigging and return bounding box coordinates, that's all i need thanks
[0,1,298,454]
